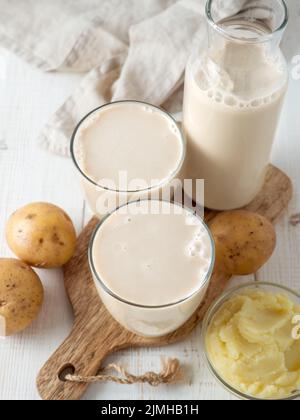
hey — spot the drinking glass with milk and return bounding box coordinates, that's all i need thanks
[183,0,288,210]
[71,101,186,218]
[89,200,215,337]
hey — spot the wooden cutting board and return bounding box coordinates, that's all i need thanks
[36,165,292,400]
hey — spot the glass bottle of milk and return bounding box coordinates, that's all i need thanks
[183,0,288,210]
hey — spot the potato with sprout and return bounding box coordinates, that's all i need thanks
[6,202,77,268]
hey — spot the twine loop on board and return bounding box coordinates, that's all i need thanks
[65,358,183,387]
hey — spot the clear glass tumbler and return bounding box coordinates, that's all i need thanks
[183,0,289,210]
[89,199,215,338]
[71,101,186,219]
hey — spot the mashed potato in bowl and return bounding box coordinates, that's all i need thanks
[204,283,300,400]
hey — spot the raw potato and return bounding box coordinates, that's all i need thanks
[210,210,276,275]
[6,202,77,268]
[0,258,44,337]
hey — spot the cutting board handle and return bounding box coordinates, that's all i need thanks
[36,322,116,400]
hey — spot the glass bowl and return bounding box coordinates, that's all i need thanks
[202,282,300,400]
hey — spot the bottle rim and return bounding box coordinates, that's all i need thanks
[206,0,289,44]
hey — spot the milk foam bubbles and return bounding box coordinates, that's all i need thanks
[89,201,214,337]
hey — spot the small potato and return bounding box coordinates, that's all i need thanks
[6,202,77,268]
[210,210,276,275]
[0,258,44,337]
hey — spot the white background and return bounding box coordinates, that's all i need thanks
[0,0,299,400]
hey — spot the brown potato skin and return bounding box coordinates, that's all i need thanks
[6,202,77,268]
[0,258,44,337]
[210,210,276,275]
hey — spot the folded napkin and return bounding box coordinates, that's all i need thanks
[0,0,240,156]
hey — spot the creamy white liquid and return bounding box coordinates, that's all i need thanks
[183,36,287,210]
[90,201,214,337]
[73,102,185,216]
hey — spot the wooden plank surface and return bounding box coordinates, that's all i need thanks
[0,0,300,400]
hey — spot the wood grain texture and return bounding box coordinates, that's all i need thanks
[36,165,292,400]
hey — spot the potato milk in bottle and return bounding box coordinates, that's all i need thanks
[183,0,289,210]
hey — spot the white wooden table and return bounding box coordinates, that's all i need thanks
[0,1,300,400]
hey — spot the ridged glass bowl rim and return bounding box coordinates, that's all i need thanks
[88,199,215,309]
[70,100,186,194]
[202,281,300,401]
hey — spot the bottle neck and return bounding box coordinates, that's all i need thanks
[205,0,287,55]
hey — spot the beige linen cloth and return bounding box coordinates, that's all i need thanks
[0,0,241,156]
